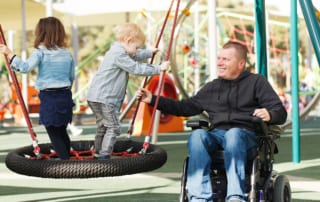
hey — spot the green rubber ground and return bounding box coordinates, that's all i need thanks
[0,116,319,202]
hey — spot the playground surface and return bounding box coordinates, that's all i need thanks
[0,114,320,202]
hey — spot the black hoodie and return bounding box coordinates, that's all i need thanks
[150,70,287,131]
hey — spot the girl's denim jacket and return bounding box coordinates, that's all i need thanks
[10,45,75,90]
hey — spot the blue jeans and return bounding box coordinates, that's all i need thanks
[187,128,257,202]
[87,101,121,156]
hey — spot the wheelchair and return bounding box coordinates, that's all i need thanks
[179,117,291,202]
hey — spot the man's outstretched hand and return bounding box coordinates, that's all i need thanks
[136,88,152,104]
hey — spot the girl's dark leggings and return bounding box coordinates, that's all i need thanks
[45,125,71,160]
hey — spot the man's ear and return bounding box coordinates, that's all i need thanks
[239,59,246,70]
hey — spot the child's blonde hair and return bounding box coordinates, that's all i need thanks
[113,23,146,45]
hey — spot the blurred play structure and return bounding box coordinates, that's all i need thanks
[0,0,319,145]
[0,79,40,126]
[167,0,320,164]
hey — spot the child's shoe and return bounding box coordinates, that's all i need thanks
[68,124,83,136]
[97,155,110,160]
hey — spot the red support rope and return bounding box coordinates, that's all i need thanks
[141,0,181,153]
[126,0,175,138]
[0,24,41,157]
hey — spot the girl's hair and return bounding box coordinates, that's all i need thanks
[34,17,67,49]
[113,23,146,45]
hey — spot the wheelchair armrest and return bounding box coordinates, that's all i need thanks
[186,117,283,138]
[251,116,283,138]
[251,117,268,136]
[186,120,209,130]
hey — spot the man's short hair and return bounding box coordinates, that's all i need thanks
[223,41,248,60]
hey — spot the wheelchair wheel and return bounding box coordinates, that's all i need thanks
[273,175,291,202]
[179,157,189,202]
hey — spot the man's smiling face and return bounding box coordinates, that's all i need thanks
[217,47,246,80]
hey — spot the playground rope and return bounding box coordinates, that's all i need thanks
[126,0,175,138]
[141,0,181,154]
[0,24,41,157]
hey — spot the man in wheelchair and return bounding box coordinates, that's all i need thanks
[136,41,287,202]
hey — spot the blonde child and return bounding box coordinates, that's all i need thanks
[87,23,169,160]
